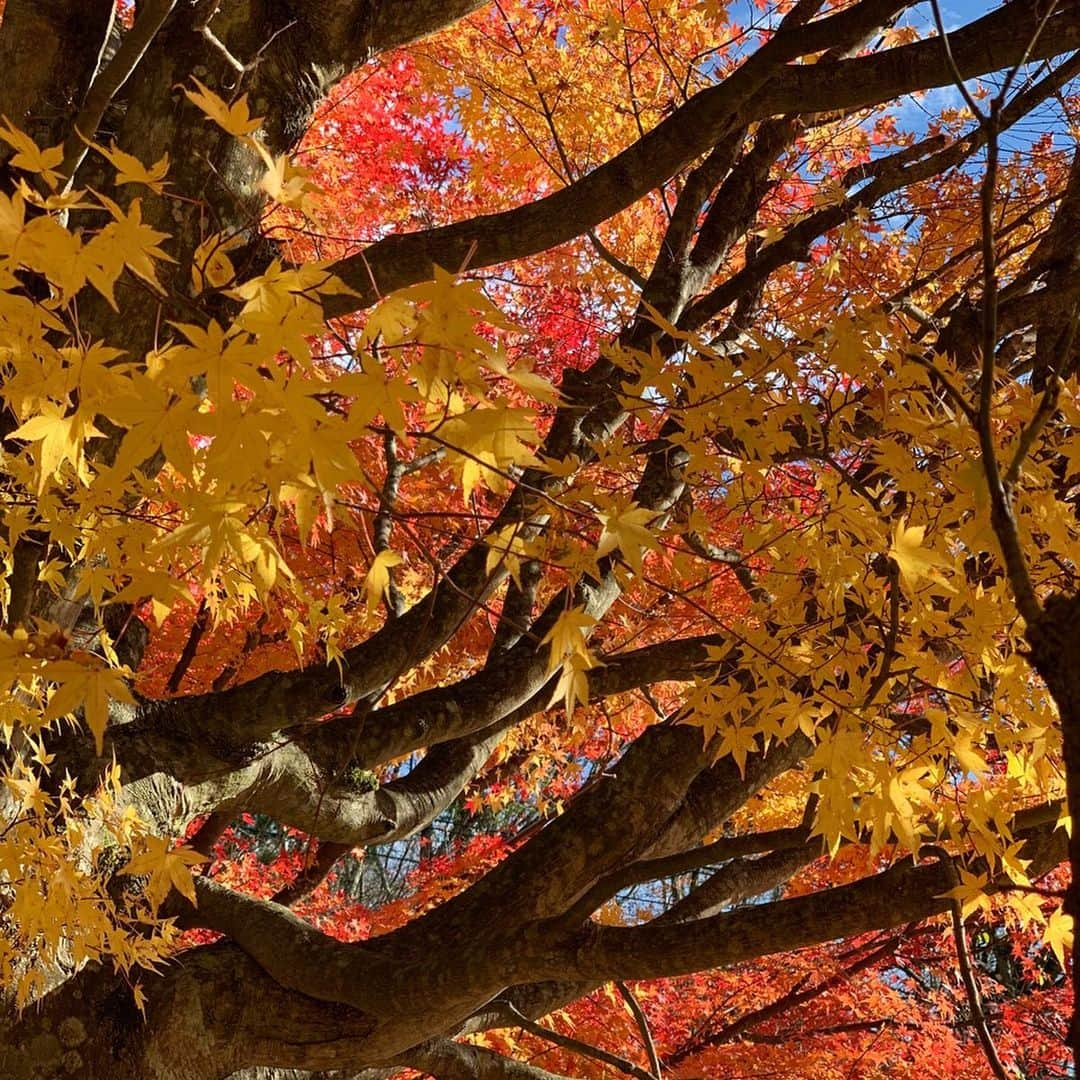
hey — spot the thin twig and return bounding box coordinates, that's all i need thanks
[998,1,1061,103]
[271,840,350,907]
[1004,305,1078,488]
[928,0,983,121]
[949,898,1011,1080]
[165,598,210,694]
[865,560,900,705]
[931,0,1042,625]
[666,930,913,1066]
[588,230,648,290]
[923,845,1011,1080]
[503,1003,659,1080]
[975,117,1041,623]
[682,520,770,603]
[903,351,977,424]
[401,447,446,475]
[616,981,663,1079]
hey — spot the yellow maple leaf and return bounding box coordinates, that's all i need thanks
[541,608,598,673]
[548,659,593,722]
[484,524,535,587]
[439,407,540,501]
[82,194,173,305]
[88,139,169,193]
[541,608,600,719]
[714,720,760,778]
[121,836,206,906]
[365,550,404,616]
[4,772,52,816]
[191,231,242,293]
[44,657,134,754]
[888,517,953,590]
[1044,906,1074,967]
[255,147,320,211]
[0,119,63,188]
[595,501,658,574]
[10,406,102,492]
[183,78,262,136]
[939,867,991,920]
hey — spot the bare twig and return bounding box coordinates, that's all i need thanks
[616,981,662,1080]
[931,0,1042,625]
[682,521,770,603]
[903,351,978,424]
[587,230,649,290]
[928,0,983,120]
[165,598,210,694]
[1004,306,1078,488]
[949,896,1011,1080]
[921,845,1010,1080]
[865,560,900,705]
[271,841,350,907]
[665,930,913,1066]
[502,1003,661,1080]
[194,1,246,75]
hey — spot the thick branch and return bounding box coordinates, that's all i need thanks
[551,823,1065,985]
[322,2,1080,319]
[402,1039,580,1080]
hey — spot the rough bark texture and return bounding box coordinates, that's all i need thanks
[2,1,1079,1077]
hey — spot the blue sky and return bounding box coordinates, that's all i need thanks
[893,2,1003,130]
[719,1,1073,151]
[711,2,1073,245]
[850,2,1072,149]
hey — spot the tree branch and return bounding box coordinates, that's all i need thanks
[616,981,663,1080]
[321,2,1080,320]
[59,0,179,184]
[501,1004,658,1080]
[551,822,1066,985]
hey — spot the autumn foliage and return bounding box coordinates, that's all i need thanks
[1,1,1080,1078]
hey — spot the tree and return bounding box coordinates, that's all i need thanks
[1,0,1080,1076]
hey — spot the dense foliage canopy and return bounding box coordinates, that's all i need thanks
[1,1,1080,1077]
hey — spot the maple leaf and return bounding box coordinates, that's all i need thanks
[191,232,243,293]
[595,500,658,574]
[939,868,992,920]
[439,407,541,501]
[82,194,174,304]
[183,78,262,136]
[541,608,599,674]
[1044,906,1073,968]
[257,150,321,211]
[121,836,206,906]
[365,550,404,616]
[0,7,1077,1067]
[713,720,760,778]
[88,139,170,193]
[4,771,52,816]
[0,119,63,187]
[888,518,953,590]
[44,656,135,754]
[10,405,102,492]
[484,524,537,587]
[541,608,600,719]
